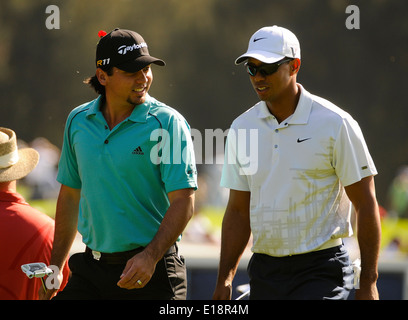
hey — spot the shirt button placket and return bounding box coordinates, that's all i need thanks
[273,127,279,160]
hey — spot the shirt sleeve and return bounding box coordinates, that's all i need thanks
[159,116,197,193]
[220,126,251,191]
[56,113,82,189]
[333,116,377,187]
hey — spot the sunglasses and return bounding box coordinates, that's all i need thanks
[245,58,293,77]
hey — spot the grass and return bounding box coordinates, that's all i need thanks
[17,184,57,219]
[30,198,57,219]
[198,206,224,228]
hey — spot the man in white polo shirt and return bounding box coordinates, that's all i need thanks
[213,26,381,300]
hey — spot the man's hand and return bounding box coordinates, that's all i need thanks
[38,271,64,300]
[355,283,379,300]
[117,188,194,290]
[117,250,157,289]
[212,283,233,300]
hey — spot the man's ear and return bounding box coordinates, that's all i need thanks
[96,68,108,85]
[290,58,301,75]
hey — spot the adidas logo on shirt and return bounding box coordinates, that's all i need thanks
[132,146,144,155]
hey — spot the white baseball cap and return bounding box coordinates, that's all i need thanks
[235,25,301,65]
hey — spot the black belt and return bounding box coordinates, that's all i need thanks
[85,244,178,264]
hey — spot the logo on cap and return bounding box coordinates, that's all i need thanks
[117,43,147,55]
[97,58,110,67]
[253,37,267,42]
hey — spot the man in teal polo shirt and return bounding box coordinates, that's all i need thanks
[41,29,197,300]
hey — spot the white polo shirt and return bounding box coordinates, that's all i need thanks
[221,84,377,257]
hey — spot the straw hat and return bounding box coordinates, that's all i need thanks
[0,127,39,182]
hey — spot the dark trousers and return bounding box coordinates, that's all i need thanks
[248,245,354,300]
[54,248,187,300]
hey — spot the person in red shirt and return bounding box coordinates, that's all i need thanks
[0,127,69,299]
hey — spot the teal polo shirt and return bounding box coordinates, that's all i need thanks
[57,95,197,253]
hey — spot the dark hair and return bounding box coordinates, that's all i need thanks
[83,67,113,96]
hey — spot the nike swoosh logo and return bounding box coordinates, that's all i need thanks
[253,37,267,42]
[297,138,311,143]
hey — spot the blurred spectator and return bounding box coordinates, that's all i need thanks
[183,173,220,244]
[387,166,408,218]
[0,128,69,299]
[25,137,60,199]
[200,157,229,208]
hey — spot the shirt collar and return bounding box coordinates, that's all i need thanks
[257,84,313,125]
[0,190,28,205]
[288,84,313,124]
[86,95,152,123]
